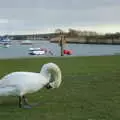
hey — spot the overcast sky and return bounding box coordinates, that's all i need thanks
[0,0,120,34]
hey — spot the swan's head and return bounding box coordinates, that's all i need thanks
[40,63,62,89]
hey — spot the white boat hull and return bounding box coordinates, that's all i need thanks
[29,50,45,55]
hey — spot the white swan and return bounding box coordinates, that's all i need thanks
[0,62,62,108]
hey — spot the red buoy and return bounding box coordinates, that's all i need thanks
[63,49,72,55]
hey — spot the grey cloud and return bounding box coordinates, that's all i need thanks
[0,0,119,34]
[0,0,119,9]
[0,5,119,23]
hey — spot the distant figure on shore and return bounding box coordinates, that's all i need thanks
[48,50,53,55]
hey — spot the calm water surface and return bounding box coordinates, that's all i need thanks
[0,40,120,59]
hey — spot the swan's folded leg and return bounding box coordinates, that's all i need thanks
[23,96,29,105]
[18,96,32,109]
[22,96,40,107]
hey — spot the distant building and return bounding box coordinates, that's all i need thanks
[77,30,98,36]
[27,34,46,40]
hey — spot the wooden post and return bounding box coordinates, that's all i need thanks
[60,35,64,56]
[55,29,66,56]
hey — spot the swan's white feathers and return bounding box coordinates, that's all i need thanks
[0,86,17,96]
[0,62,62,96]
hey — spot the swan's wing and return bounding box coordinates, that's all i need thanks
[0,86,17,96]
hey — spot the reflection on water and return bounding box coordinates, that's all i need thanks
[0,40,120,59]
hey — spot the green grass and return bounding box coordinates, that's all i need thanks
[0,56,120,120]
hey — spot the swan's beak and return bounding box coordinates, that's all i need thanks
[45,84,52,89]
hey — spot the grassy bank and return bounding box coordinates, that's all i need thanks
[0,56,120,120]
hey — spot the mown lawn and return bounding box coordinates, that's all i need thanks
[0,56,120,120]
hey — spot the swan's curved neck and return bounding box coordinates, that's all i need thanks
[40,63,62,88]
